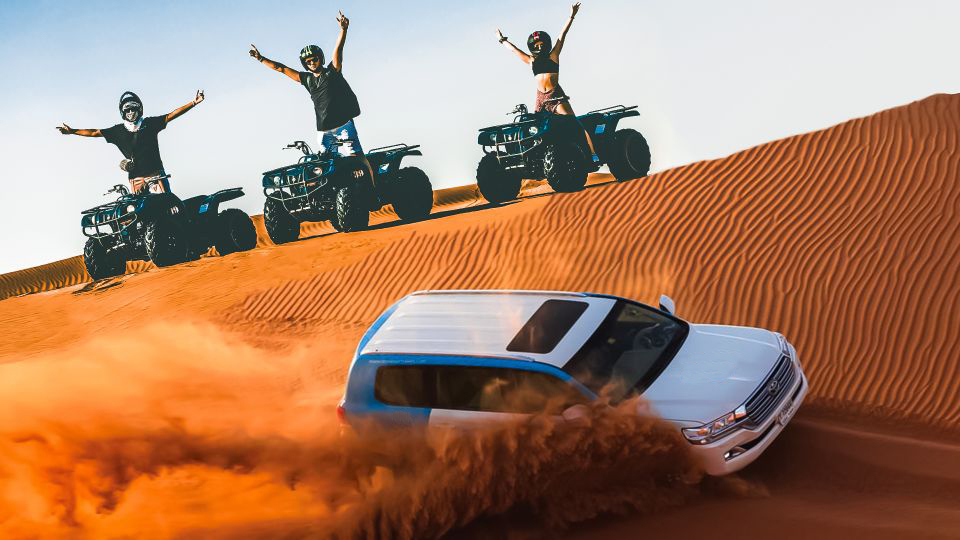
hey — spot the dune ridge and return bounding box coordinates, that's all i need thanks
[232,93,960,431]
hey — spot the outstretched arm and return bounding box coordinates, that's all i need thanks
[332,10,348,72]
[551,2,580,59]
[165,90,204,123]
[496,29,531,64]
[249,44,300,82]
[57,124,102,137]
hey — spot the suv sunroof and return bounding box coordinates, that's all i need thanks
[506,299,589,354]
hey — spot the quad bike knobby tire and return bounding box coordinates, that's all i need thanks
[543,142,588,193]
[476,153,522,204]
[215,208,258,255]
[607,128,651,182]
[83,238,126,280]
[390,166,434,222]
[145,218,188,268]
[336,184,370,232]
[264,197,300,244]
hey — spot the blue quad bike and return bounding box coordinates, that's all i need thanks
[80,175,257,280]
[260,141,433,243]
[475,100,651,203]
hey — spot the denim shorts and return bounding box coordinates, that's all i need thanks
[317,119,364,156]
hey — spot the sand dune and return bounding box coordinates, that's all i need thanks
[1,94,959,538]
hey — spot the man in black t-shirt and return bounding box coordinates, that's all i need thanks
[249,11,375,181]
[58,90,205,193]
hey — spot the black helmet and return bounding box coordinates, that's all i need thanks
[118,91,143,123]
[299,45,325,70]
[527,31,552,56]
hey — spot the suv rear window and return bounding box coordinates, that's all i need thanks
[506,299,589,354]
[375,365,586,414]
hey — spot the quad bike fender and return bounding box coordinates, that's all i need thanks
[375,148,422,176]
[138,193,185,221]
[200,188,245,214]
[578,107,640,140]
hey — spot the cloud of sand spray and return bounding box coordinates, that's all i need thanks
[0,322,752,539]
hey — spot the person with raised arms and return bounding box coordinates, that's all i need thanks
[57,90,205,194]
[249,10,373,181]
[496,2,599,165]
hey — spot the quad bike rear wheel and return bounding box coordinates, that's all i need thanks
[544,142,588,193]
[476,153,522,204]
[83,238,126,280]
[264,197,300,244]
[145,218,188,268]
[390,167,434,222]
[216,208,258,255]
[336,185,370,232]
[608,128,651,181]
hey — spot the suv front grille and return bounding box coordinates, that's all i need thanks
[743,355,797,429]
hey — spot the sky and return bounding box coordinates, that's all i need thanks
[1,0,958,273]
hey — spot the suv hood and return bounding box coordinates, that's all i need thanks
[641,324,781,424]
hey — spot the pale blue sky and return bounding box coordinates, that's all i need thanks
[1,0,958,273]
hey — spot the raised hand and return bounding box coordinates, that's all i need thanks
[194,90,205,105]
[497,28,506,42]
[337,10,349,30]
[571,1,581,17]
[57,123,74,135]
[249,44,262,61]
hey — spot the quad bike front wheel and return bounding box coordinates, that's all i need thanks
[216,208,258,255]
[264,197,300,244]
[544,142,588,193]
[83,238,126,280]
[390,166,434,222]
[608,128,651,182]
[476,153,522,204]
[336,184,370,232]
[145,218,188,268]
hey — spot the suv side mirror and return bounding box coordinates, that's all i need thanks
[659,295,676,315]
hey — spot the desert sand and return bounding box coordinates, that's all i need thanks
[1,94,959,539]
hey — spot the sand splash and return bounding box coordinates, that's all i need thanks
[0,322,733,539]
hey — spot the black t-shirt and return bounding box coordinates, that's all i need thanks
[299,64,361,131]
[101,116,167,179]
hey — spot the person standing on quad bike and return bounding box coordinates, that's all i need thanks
[249,10,374,181]
[496,2,599,165]
[57,90,205,194]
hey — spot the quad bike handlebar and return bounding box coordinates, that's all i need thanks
[284,141,314,156]
[508,104,529,116]
[105,184,130,196]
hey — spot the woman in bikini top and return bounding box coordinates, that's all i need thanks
[496,2,598,160]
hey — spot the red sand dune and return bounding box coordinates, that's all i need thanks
[1,94,959,539]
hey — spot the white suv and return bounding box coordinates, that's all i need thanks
[340,290,808,475]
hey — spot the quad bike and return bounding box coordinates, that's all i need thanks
[261,140,434,244]
[475,100,651,203]
[80,175,257,280]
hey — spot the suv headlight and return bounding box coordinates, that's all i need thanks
[776,333,791,357]
[681,405,748,445]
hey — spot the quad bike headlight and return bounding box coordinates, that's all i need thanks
[125,204,136,214]
[527,126,539,136]
[681,405,748,445]
[489,133,498,144]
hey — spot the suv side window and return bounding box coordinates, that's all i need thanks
[375,365,587,414]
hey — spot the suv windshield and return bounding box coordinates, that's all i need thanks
[562,300,688,402]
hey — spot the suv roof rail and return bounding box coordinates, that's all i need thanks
[408,289,590,298]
